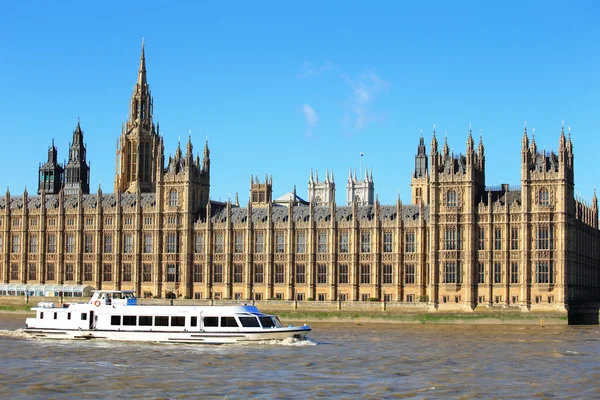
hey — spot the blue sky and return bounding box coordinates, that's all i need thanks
[1,1,598,205]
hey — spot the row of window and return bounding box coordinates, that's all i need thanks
[0,226,557,255]
[2,261,556,285]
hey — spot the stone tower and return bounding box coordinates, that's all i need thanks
[411,133,430,204]
[250,175,272,206]
[114,40,162,194]
[64,120,90,195]
[308,169,335,206]
[37,139,64,194]
[346,168,374,206]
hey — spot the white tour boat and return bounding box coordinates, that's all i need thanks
[24,290,311,344]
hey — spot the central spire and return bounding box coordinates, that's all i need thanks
[138,39,147,86]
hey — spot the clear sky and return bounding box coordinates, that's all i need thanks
[1,1,598,205]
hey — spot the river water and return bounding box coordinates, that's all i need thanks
[1,315,599,399]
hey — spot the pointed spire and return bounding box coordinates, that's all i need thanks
[522,121,529,150]
[559,121,566,152]
[478,129,484,156]
[431,124,438,154]
[315,170,319,183]
[325,168,329,183]
[530,128,537,154]
[309,169,314,183]
[186,131,193,157]
[175,139,182,159]
[442,132,449,158]
[467,124,474,152]
[235,192,239,207]
[137,38,147,86]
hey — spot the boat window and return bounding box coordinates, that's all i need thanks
[81,313,87,321]
[40,312,44,319]
[221,317,239,327]
[67,313,71,320]
[171,316,185,327]
[259,316,275,328]
[111,315,121,326]
[190,317,198,327]
[203,317,218,327]
[54,312,58,320]
[155,316,169,326]
[238,316,260,328]
[123,316,137,326]
[139,316,152,326]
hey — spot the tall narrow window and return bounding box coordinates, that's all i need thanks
[254,264,263,283]
[29,235,38,253]
[296,232,306,254]
[65,263,74,281]
[361,232,371,253]
[47,234,57,253]
[536,226,551,250]
[494,228,502,250]
[103,264,112,281]
[383,232,393,253]
[143,234,153,253]
[338,264,349,284]
[233,264,243,283]
[296,264,306,284]
[360,264,371,284]
[215,233,224,254]
[66,234,75,253]
[166,233,178,253]
[142,264,152,282]
[317,231,328,253]
[169,190,178,207]
[84,263,93,281]
[510,262,519,284]
[478,262,485,284]
[275,232,285,253]
[255,232,264,253]
[103,234,112,253]
[539,188,550,206]
[339,232,349,253]
[213,264,223,283]
[11,235,21,253]
[193,264,203,282]
[28,263,37,281]
[317,264,327,284]
[47,263,55,281]
[84,234,94,253]
[122,264,132,282]
[405,231,416,253]
[511,228,519,250]
[494,263,502,284]
[275,264,285,284]
[478,227,485,250]
[123,234,133,253]
[234,232,244,253]
[194,233,204,253]
[405,264,415,284]
[447,190,457,207]
[383,264,393,284]
[11,263,19,280]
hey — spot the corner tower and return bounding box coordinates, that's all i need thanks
[38,139,64,194]
[411,133,429,204]
[64,120,90,195]
[114,40,162,193]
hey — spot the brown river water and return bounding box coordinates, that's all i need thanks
[1,314,599,399]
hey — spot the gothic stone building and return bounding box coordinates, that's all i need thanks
[1,43,599,314]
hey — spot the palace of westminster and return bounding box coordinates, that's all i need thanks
[1,43,599,313]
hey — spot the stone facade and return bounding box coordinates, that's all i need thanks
[1,43,599,312]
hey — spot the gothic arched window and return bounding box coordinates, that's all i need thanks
[169,190,178,207]
[539,188,550,206]
[447,190,457,207]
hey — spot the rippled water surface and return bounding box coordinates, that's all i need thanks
[1,315,599,399]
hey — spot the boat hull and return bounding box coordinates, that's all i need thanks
[23,326,311,344]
